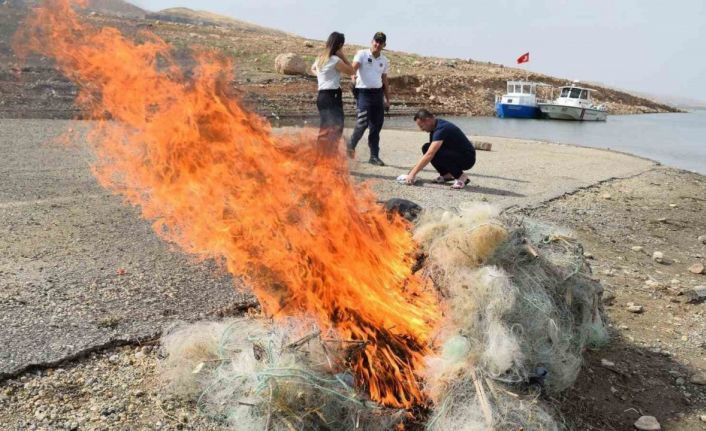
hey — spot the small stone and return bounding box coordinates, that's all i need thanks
[600,359,615,367]
[652,251,664,263]
[645,279,660,288]
[690,372,706,385]
[634,415,661,430]
[688,263,704,274]
[583,252,594,259]
[134,351,145,360]
[698,235,706,244]
[699,414,706,423]
[303,41,313,48]
[626,303,644,313]
[669,203,677,208]
[686,286,706,304]
[675,377,685,385]
[108,355,120,364]
[631,246,644,252]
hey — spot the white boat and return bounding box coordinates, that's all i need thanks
[538,84,608,121]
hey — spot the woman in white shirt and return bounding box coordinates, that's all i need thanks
[311,32,354,154]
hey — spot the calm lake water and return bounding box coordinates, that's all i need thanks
[383,109,706,175]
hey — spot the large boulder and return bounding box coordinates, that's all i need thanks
[274,53,307,76]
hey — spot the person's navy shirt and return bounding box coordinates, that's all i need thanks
[430,119,475,155]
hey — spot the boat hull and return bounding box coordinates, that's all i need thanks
[495,102,541,119]
[538,104,607,121]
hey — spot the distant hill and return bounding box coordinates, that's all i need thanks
[0,0,145,17]
[86,0,146,18]
[147,7,291,37]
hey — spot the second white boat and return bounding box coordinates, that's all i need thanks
[538,84,608,121]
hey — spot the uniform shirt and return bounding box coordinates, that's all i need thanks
[353,49,389,89]
[312,55,341,90]
[431,119,475,155]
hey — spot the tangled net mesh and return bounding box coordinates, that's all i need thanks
[159,203,608,430]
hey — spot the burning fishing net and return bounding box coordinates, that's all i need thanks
[159,203,606,430]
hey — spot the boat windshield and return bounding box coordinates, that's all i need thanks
[508,83,536,94]
[569,88,582,98]
[580,90,588,99]
[560,88,570,97]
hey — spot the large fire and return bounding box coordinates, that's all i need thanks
[15,0,440,407]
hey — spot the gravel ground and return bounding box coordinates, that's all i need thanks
[2,118,699,430]
[524,167,706,430]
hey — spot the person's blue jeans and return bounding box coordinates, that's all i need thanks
[348,88,384,158]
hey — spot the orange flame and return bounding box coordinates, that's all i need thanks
[15,0,440,407]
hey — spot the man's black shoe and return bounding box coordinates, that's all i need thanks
[369,156,386,166]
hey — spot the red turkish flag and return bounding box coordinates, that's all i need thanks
[516,52,530,64]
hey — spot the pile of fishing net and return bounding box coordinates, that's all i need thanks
[158,203,608,430]
[416,203,608,430]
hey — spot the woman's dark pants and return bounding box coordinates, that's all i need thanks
[316,89,344,155]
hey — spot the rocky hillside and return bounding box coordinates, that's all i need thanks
[0,2,680,119]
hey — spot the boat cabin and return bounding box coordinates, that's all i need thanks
[559,86,591,101]
[497,81,538,106]
[552,85,605,110]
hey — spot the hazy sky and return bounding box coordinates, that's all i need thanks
[130,0,706,102]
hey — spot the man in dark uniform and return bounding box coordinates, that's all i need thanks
[400,109,476,189]
[347,32,390,166]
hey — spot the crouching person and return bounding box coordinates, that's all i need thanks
[401,109,476,189]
